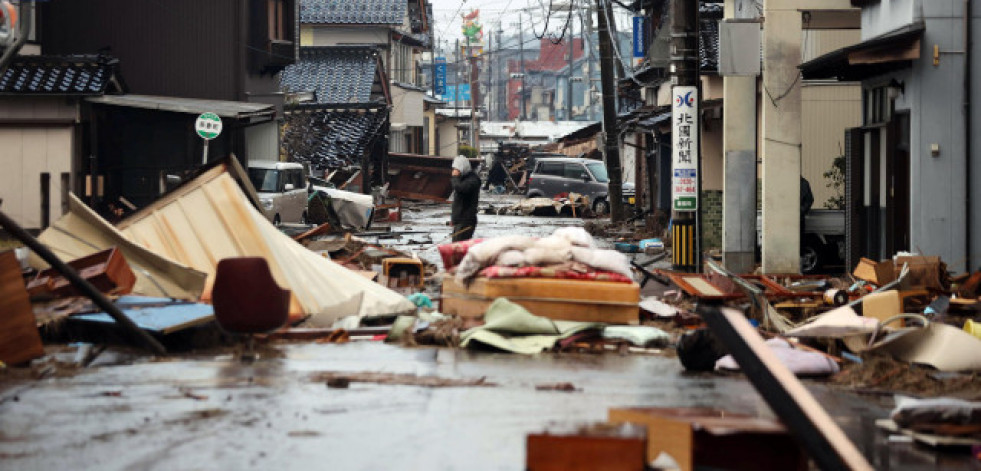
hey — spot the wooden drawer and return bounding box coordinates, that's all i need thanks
[442,276,639,324]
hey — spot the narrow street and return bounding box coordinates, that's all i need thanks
[0,194,975,470]
[0,335,907,470]
[2,0,981,468]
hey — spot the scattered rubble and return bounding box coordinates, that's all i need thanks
[310,371,495,388]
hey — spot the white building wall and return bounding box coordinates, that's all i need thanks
[882,0,974,270]
[0,127,74,229]
[861,0,917,39]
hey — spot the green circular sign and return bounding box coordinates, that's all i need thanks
[195,112,223,140]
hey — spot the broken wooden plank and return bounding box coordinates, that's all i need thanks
[0,251,45,365]
[696,304,873,471]
[0,209,166,355]
[309,371,495,388]
[71,296,214,335]
[527,423,646,471]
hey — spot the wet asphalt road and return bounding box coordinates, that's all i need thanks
[1,342,970,470]
[0,194,975,470]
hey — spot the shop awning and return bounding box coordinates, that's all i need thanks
[86,94,275,119]
[799,22,925,81]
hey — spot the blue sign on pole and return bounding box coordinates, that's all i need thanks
[632,16,647,58]
[443,84,471,105]
[434,57,446,95]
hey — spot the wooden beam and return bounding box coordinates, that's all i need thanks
[696,305,872,470]
[800,9,861,30]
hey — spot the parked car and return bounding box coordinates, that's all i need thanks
[526,157,634,215]
[247,161,308,225]
[756,209,845,274]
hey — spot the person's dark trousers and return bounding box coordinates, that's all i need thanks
[452,223,475,242]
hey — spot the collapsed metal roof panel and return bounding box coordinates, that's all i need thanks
[85,94,275,119]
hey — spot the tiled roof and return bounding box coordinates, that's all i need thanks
[0,54,123,95]
[280,47,379,104]
[699,2,723,73]
[300,0,406,25]
[282,106,388,170]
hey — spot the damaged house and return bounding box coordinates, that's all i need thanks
[297,0,433,155]
[280,46,391,190]
[0,0,300,221]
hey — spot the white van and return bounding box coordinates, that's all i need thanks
[247,161,308,225]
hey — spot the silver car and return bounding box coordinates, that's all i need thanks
[247,161,308,225]
[526,157,634,215]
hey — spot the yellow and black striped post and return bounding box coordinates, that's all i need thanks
[672,218,698,271]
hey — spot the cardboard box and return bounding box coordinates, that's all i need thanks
[894,255,947,290]
[853,257,895,285]
[441,276,639,324]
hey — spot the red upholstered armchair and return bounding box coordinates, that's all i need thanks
[212,257,290,361]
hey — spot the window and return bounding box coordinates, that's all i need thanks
[249,168,281,192]
[287,169,304,189]
[563,163,589,180]
[863,84,890,125]
[585,162,609,182]
[268,0,286,40]
[539,162,563,176]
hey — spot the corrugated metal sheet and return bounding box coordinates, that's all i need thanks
[116,167,415,322]
[802,29,861,63]
[801,84,862,208]
[33,194,208,300]
[85,95,275,118]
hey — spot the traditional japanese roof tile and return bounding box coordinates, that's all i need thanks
[699,2,723,73]
[280,47,380,104]
[282,105,388,170]
[0,54,124,95]
[300,0,406,25]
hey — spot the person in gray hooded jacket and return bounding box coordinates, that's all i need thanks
[450,155,481,241]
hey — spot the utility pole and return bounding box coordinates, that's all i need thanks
[581,4,596,121]
[595,0,624,222]
[669,0,700,271]
[566,14,575,121]
[454,38,460,109]
[469,36,478,149]
[518,13,526,121]
[487,30,494,121]
[721,0,758,273]
[497,25,505,120]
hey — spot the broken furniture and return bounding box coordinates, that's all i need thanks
[0,250,45,365]
[71,296,215,335]
[113,163,414,324]
[608,407,806,471]
[32,194,207,299]
[27,247,136,298]
[1,209,166,354]
[526,423,647,471]
[442,277,640,324]
[212,257,290,361]
[629,252,669,288]
[382,257,424,288]
[696,305,873,470]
